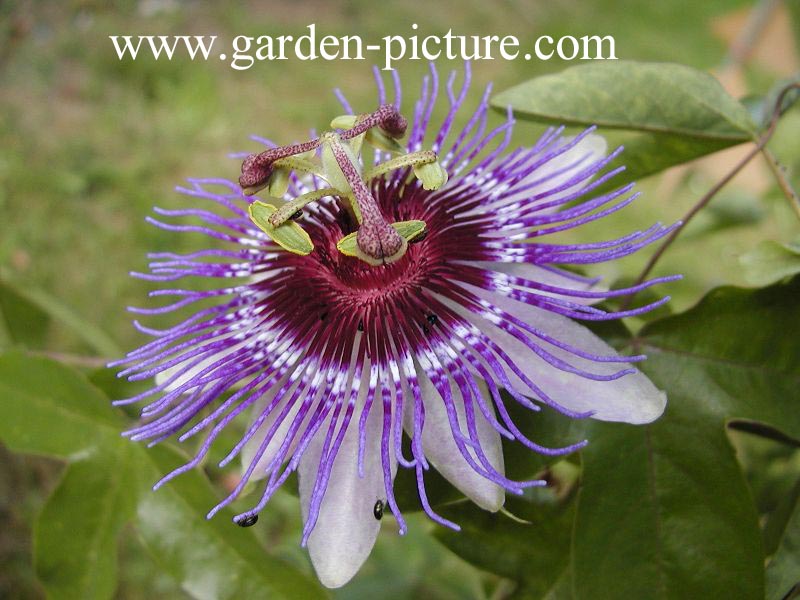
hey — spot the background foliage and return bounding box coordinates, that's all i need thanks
[1,0,799,598]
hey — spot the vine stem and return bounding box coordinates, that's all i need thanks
[623,82,800,307]
[761,147,800,220]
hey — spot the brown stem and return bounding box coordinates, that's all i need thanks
[761,147,800,221]
[623,82,800,308]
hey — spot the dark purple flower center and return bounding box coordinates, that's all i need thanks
[273,186,438,313]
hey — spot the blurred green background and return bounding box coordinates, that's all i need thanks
[1,0,799,598]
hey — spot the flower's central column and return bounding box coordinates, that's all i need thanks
[321,132,405,264]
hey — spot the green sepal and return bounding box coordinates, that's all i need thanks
[248,201,314,255]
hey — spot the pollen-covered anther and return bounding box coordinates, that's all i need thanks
[238,153,273,195]
[330,115,359,130]
[248,201,314,256]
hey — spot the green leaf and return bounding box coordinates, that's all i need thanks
[0,275,120,356]
[765,477,800,558]
[766,478,800,600]
[598,129,738,190]
[18,286,122,357]
[0,351,122,459]
[539,567,573,600]
[740,241,800,287]
[33,443,139,600]
[637,278,800,439]
[434,495,574,599]
[493,61,755,138]
[790,1,800,57]
[492,62,756,182]
[0,354,326,600]
[0,353,132,599]
[572,278,800,599]
[135,445,327,600]
[573,410,763,599]
[0,277,50,349]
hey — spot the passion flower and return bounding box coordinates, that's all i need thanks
[113,65,677,588]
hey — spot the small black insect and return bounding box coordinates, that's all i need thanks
[426,313,438,326]
[357,319,364,331]
[409,228,428,244]
[373,500,384,520]
[290,210,303,220]
[236,514,258,528]
[422,324,430,334]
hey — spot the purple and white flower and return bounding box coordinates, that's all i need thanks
[113,65,677,588]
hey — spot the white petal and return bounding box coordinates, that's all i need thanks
[243,341,359,481]
[477,132,608,216]
[519,132,608,209]
[154,334,249,392]
[404,359,504,511]
[240,369,301,481]
[440,285,666,424]
[463,260,607,306]
[298,374,396,588]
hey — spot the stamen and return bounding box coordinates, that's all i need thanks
[240,104,445,266]
[268,188,337,228]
